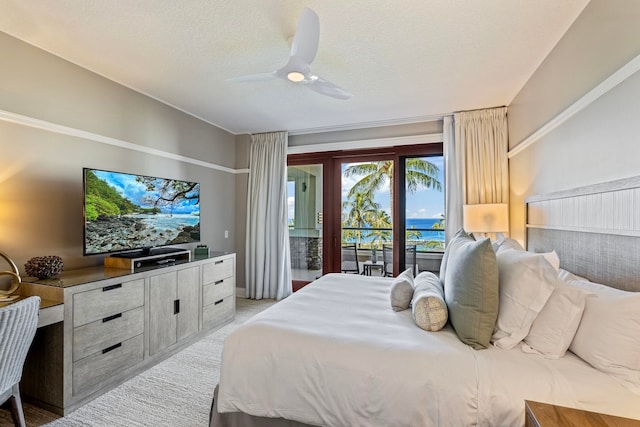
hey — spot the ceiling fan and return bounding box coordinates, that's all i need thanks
[228,7,352,100]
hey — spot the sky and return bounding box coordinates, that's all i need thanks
[287,156,444,220]
[341,156,444,219]
[92,169,199,214]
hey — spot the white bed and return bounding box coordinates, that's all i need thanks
[211,176,640,426]
[214,273,640,426]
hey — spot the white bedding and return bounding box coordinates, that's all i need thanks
[217,273,640,426]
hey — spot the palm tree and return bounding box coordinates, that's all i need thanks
[344,158,441,217]
[341,192,380,246]
[367,209,392,249]
[406,226,422,242]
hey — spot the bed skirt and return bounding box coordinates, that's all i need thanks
[210,385,316,427]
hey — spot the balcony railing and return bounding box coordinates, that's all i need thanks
[341,226,445,252]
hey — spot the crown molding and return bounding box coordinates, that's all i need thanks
[508,52,640,159]
[287,133,444,155]
[0,109,243,174]
[287,113,445,136]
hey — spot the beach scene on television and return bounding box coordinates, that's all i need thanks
[84,169,200,255]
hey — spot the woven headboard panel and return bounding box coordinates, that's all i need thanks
[526,176,640,292]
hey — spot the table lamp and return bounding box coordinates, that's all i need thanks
[463,203,509,239]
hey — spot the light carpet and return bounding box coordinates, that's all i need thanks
[24,298,275,427]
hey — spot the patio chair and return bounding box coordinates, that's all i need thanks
[341,244,360,274]
[382,244,418,277]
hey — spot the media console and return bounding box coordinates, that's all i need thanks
[18,252,235,416]
[103,249,191,272]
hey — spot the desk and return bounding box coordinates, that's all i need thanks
[362,260,384,276]
[0,295,64,328]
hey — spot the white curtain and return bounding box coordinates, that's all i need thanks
[245,132,292,300]
[443,115,464,244]
[444,107,509,242]
[455,107,509,205]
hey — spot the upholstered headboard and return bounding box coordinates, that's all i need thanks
[525,175,640,292]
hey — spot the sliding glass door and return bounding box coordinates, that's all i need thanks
[287,143,444,286]
[341,158,394,276]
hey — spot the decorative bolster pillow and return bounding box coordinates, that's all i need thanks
[411,271,448,331]
[389,268,415,311]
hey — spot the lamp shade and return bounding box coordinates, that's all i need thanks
[463,203,509,233]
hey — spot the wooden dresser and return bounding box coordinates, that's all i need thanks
[525,400,640,427]
[20,252,235,416]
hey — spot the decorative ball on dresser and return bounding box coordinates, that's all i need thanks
[24,255,64,279]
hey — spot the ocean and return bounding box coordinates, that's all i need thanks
[342,217,445,249]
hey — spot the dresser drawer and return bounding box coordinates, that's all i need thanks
[73,279,144,327]
[202,296,234,327]
[202,258,234,285]
[72,334,143,396]
[73,306,144,362]
[203,277,234,306]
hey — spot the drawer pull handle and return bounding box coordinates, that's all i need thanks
[214,299,224,305]
[174,299,180,315]
[103,284,122,292]
[102,343,122,354]
[214,260,224,265]
[102,313,122,323]
[215,280,224,285]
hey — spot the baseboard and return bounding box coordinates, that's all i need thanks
[236,287,246,298]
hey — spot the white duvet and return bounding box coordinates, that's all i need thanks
[217,273,640,426]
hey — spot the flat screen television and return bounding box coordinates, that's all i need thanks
[83,168,200,256]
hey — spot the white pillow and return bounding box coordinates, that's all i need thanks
[540,250,560,272]
[491,236,560,272]
[565,275,640,393]
[491,249,556,349]
[411,272,448,331]
[389,268,415,312]
[522,276,589,359]
[492,236,524,253]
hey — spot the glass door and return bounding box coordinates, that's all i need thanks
[341,159,394,277]
[287,164,323,286]
[403,155,445,275]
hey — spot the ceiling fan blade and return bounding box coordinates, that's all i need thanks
[306,76,352,100]
[290,7,320,65]
[226,72,277,83]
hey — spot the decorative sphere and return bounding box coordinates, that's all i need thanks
[24,256,64,279]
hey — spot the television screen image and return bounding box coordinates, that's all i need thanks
[83,168,200,256]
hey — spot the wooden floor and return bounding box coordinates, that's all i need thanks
[0,400,59,427]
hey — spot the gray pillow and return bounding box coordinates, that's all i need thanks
[389,268,415,312]
[439,228,474,286]
[411,272,448,331]
[444,234,499,349]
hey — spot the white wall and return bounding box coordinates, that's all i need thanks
[507,0,640,244]
[0,32,238,277]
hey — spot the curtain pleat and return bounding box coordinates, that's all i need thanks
[245,132,292,300]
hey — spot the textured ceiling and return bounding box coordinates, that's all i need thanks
[0,0,589,135]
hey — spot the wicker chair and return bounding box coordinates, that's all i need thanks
[0,296,40,427]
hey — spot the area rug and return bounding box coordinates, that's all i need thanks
[38,298,276,427]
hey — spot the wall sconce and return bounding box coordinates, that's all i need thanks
[463,203,509,239]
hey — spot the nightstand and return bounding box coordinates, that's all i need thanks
[525,400,640,427]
